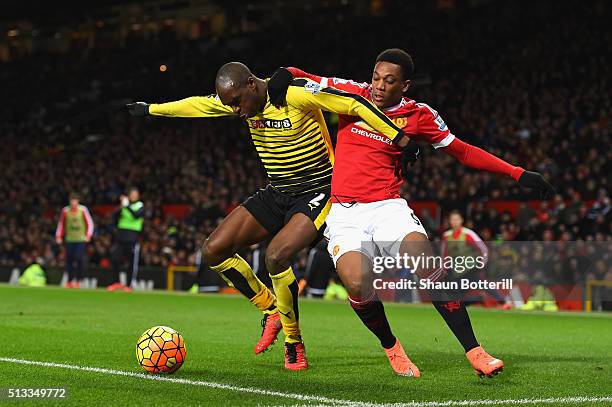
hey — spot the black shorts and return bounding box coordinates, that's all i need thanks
[242,184,331,236]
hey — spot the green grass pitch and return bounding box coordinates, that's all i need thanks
[1,285,610,406]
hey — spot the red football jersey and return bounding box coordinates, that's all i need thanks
[318,77,455,203]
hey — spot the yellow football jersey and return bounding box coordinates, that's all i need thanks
[149,78,402,195]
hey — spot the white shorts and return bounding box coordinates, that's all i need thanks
[324,198,428,266]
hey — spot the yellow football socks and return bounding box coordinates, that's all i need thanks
[211,255,277,314]
[269,267,301,343]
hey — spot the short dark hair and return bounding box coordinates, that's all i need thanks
[69,192,79,201]
[375,48,414,80]
[216,62,252,91]
[449,209,463,218]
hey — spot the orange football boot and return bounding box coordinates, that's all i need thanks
[254,312,282,354]
[284,341,308,370]
[384,339,420,377]
[466,346,504,378]
[106,282,123,291]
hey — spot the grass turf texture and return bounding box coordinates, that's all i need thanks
[1,285,610,406]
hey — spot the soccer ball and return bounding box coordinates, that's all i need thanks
[136,326,186,374]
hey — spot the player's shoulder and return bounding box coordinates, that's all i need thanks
[329,76,369,88]
[412,101,442,118]
[290,77,370,97]
[388,97,420,115]
[285,78,324,101]
[443,229,453,237]
[62,205,70,212]
[410,100,450,134]
[289,77,318,89]
[462,227,481,239]
[327,77,370,94]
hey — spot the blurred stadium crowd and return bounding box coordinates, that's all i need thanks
[0,1,609,280]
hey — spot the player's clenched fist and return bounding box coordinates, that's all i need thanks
[518,171,556,199]
[126,102,150,117]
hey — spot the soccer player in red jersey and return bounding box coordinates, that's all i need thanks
[273,48,553,377]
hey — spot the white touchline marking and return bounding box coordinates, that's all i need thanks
[379,396,612,406]
[0,358,610,407]
[0,357,369,406]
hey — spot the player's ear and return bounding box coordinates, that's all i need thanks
[402,79,411,93]
[247,76,257,91]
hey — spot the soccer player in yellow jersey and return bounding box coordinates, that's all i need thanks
[127,62,406,370]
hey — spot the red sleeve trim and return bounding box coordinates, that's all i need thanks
[55,208,66,239]
[286,67,324,83]
[81,206,95,239]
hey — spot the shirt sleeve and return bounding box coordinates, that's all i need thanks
[464,229,489,266]
[149,95,235,118]
[127,201,145,219]
[55,208,66,239]
[286,67,369,95]
[286,79,403,143]
[412,103,455,148]
[82,206,95,240]
[443,137,525,181]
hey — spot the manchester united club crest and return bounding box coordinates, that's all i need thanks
[392,116,408,128]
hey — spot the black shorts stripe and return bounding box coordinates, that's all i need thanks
[272,173,332,189]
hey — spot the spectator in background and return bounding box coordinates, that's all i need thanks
[442,210,507,305]
[108,187,144,292]
[55,193,94,288]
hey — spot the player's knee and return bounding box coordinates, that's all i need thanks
[265,247,290,275]
[202,237,233,266]
[344,279,364,298]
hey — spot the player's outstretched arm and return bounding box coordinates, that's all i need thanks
[443,137,555,199]
[269,67,368,107]
[415,104,554,198]
[285,79,405,144]
[126,95,234,118]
